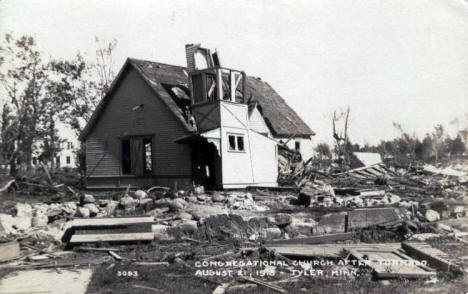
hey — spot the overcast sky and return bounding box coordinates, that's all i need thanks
[1,0,468,145]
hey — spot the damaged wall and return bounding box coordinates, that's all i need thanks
[219,102,278,188]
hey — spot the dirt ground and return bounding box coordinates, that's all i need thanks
[1,174,467,294]
[79,239,468,294]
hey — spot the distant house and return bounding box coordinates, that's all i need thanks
[29,121,79,170]
[30,139,77,169]
[55,140,77,169]
[350,152,383,169]
[80,45,314,189]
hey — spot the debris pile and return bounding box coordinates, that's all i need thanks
[0,160,467,293]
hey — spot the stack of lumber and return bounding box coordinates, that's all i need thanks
[63,216,154,246]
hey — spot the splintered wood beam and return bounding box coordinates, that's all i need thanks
[71,216,153,227]
[0,179,16,192]
[208,82,216,98]
[70,232,154,243]
[108,250,124,261]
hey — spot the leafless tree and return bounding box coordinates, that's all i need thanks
[332,106,350,169]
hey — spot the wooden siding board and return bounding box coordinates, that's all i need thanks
[85,67,191,180]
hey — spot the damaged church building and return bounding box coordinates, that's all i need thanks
[79,44,314,189]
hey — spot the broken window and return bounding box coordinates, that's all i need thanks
[227,134,246,152]
[228,135,236,151]
[32,157,37,165]
[121,136,154,176]
[143,138,153,173]
[237,136,245,151]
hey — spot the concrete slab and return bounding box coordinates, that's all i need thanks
[0,268,93,294]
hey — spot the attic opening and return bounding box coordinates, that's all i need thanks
[162,84,191,110]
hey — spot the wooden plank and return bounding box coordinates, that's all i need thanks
[71,216,154,227]
[347,248,436,279]
[132,262,169,266]
[0,241,20,262]
[401,242,463,275]
[108,250,124,260]
[70,232,154,243]
[266,232,355,245]
[0,257,108,270]
[132,285,163,293]
[76,247,120,252]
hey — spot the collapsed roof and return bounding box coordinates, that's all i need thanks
[80,57,315,140]
[245,77,315,138]
[131,58,314,137]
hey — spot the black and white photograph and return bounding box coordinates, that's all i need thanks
[0,0,468,293]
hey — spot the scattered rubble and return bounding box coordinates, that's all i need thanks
[0,160,467,293]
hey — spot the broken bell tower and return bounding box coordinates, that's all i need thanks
[179,44,278,189]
